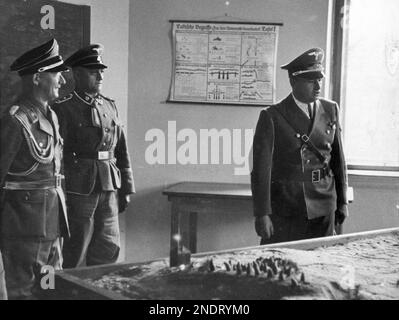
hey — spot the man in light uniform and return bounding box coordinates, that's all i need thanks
[0,39,69,299]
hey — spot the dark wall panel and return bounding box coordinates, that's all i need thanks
[0,0,90,111]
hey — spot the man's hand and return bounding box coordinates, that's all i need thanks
[118,193,130,213]
[335,209,346,225]
[255,215,274,240]
[335,204,348,226]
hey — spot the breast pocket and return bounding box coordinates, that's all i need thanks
[110,119,122,147]
[1,190,47,238]
[77,120,102,148]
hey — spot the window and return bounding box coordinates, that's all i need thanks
[333,0,399,171]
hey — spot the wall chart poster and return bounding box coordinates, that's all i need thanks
[168,20,281,106]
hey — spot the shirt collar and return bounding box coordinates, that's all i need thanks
[292,93,314,109]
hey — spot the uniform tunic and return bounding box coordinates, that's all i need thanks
[53,91,135,267]
[251,94,348,242]
[0,98,68,299]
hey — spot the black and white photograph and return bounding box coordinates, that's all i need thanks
[0,0,398,308]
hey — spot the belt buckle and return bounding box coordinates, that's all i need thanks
[98,151,109,160]
[311,169,321,183]
[301,135,310,143]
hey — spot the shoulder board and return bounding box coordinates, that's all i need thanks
[100,94,115,102]
[318,97,337,106]
[9,105,20,116]
[12,105,39,124]
[55,94,73,104]
[318,99,340,113]
[9,105,35,132]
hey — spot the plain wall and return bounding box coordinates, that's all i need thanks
[344,175,399,234]
[127,0,331,263]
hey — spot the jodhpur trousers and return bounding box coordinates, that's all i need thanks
[62,190,120,268]
[1,238,62,299]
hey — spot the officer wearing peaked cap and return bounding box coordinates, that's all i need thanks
[9,38,68,76]
[251,48,349,244]
[280,47,325,79]
[64,44,108,69]
[53,44,135,268]
[0,39,69,299]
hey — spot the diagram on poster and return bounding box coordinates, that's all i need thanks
[169,21,281,105]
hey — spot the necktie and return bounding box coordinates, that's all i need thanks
[307,103,313,120]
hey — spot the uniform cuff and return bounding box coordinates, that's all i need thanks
[336,204,348,217]
[120,168,135,194]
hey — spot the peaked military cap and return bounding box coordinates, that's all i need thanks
[10,39,68,76]
[64,44,108,69]
[281,48,325,80]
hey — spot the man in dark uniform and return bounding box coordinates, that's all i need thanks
[251,48,348,245]
[0,39,69,299]
[53,44,135,268]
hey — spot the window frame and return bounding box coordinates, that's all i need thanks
[330,0,399,173]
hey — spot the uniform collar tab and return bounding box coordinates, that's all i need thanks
[74,91,98,106]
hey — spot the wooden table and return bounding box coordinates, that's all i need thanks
[162,182,253,254]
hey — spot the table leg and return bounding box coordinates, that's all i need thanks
[170,202,180,267]
[335,223,343,235]
[189,212,198,253]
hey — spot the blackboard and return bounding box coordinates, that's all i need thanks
[0,0,90,112]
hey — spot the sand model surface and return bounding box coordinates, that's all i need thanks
[86,233,399,300]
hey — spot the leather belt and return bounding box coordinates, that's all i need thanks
[69,151,115,161]
[272,166,331,183]
[3,174,64,190]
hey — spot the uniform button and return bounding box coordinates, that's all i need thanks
[78,123,82,127]
[306,160,311,164]
[39,142,44,147]
[295,133,301,139]
[103,114,107,118]
[326,143,331,148]
[74,160,78,164]
[326,130,331,135]
[105,128,110,132]
[103,142,107,146]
